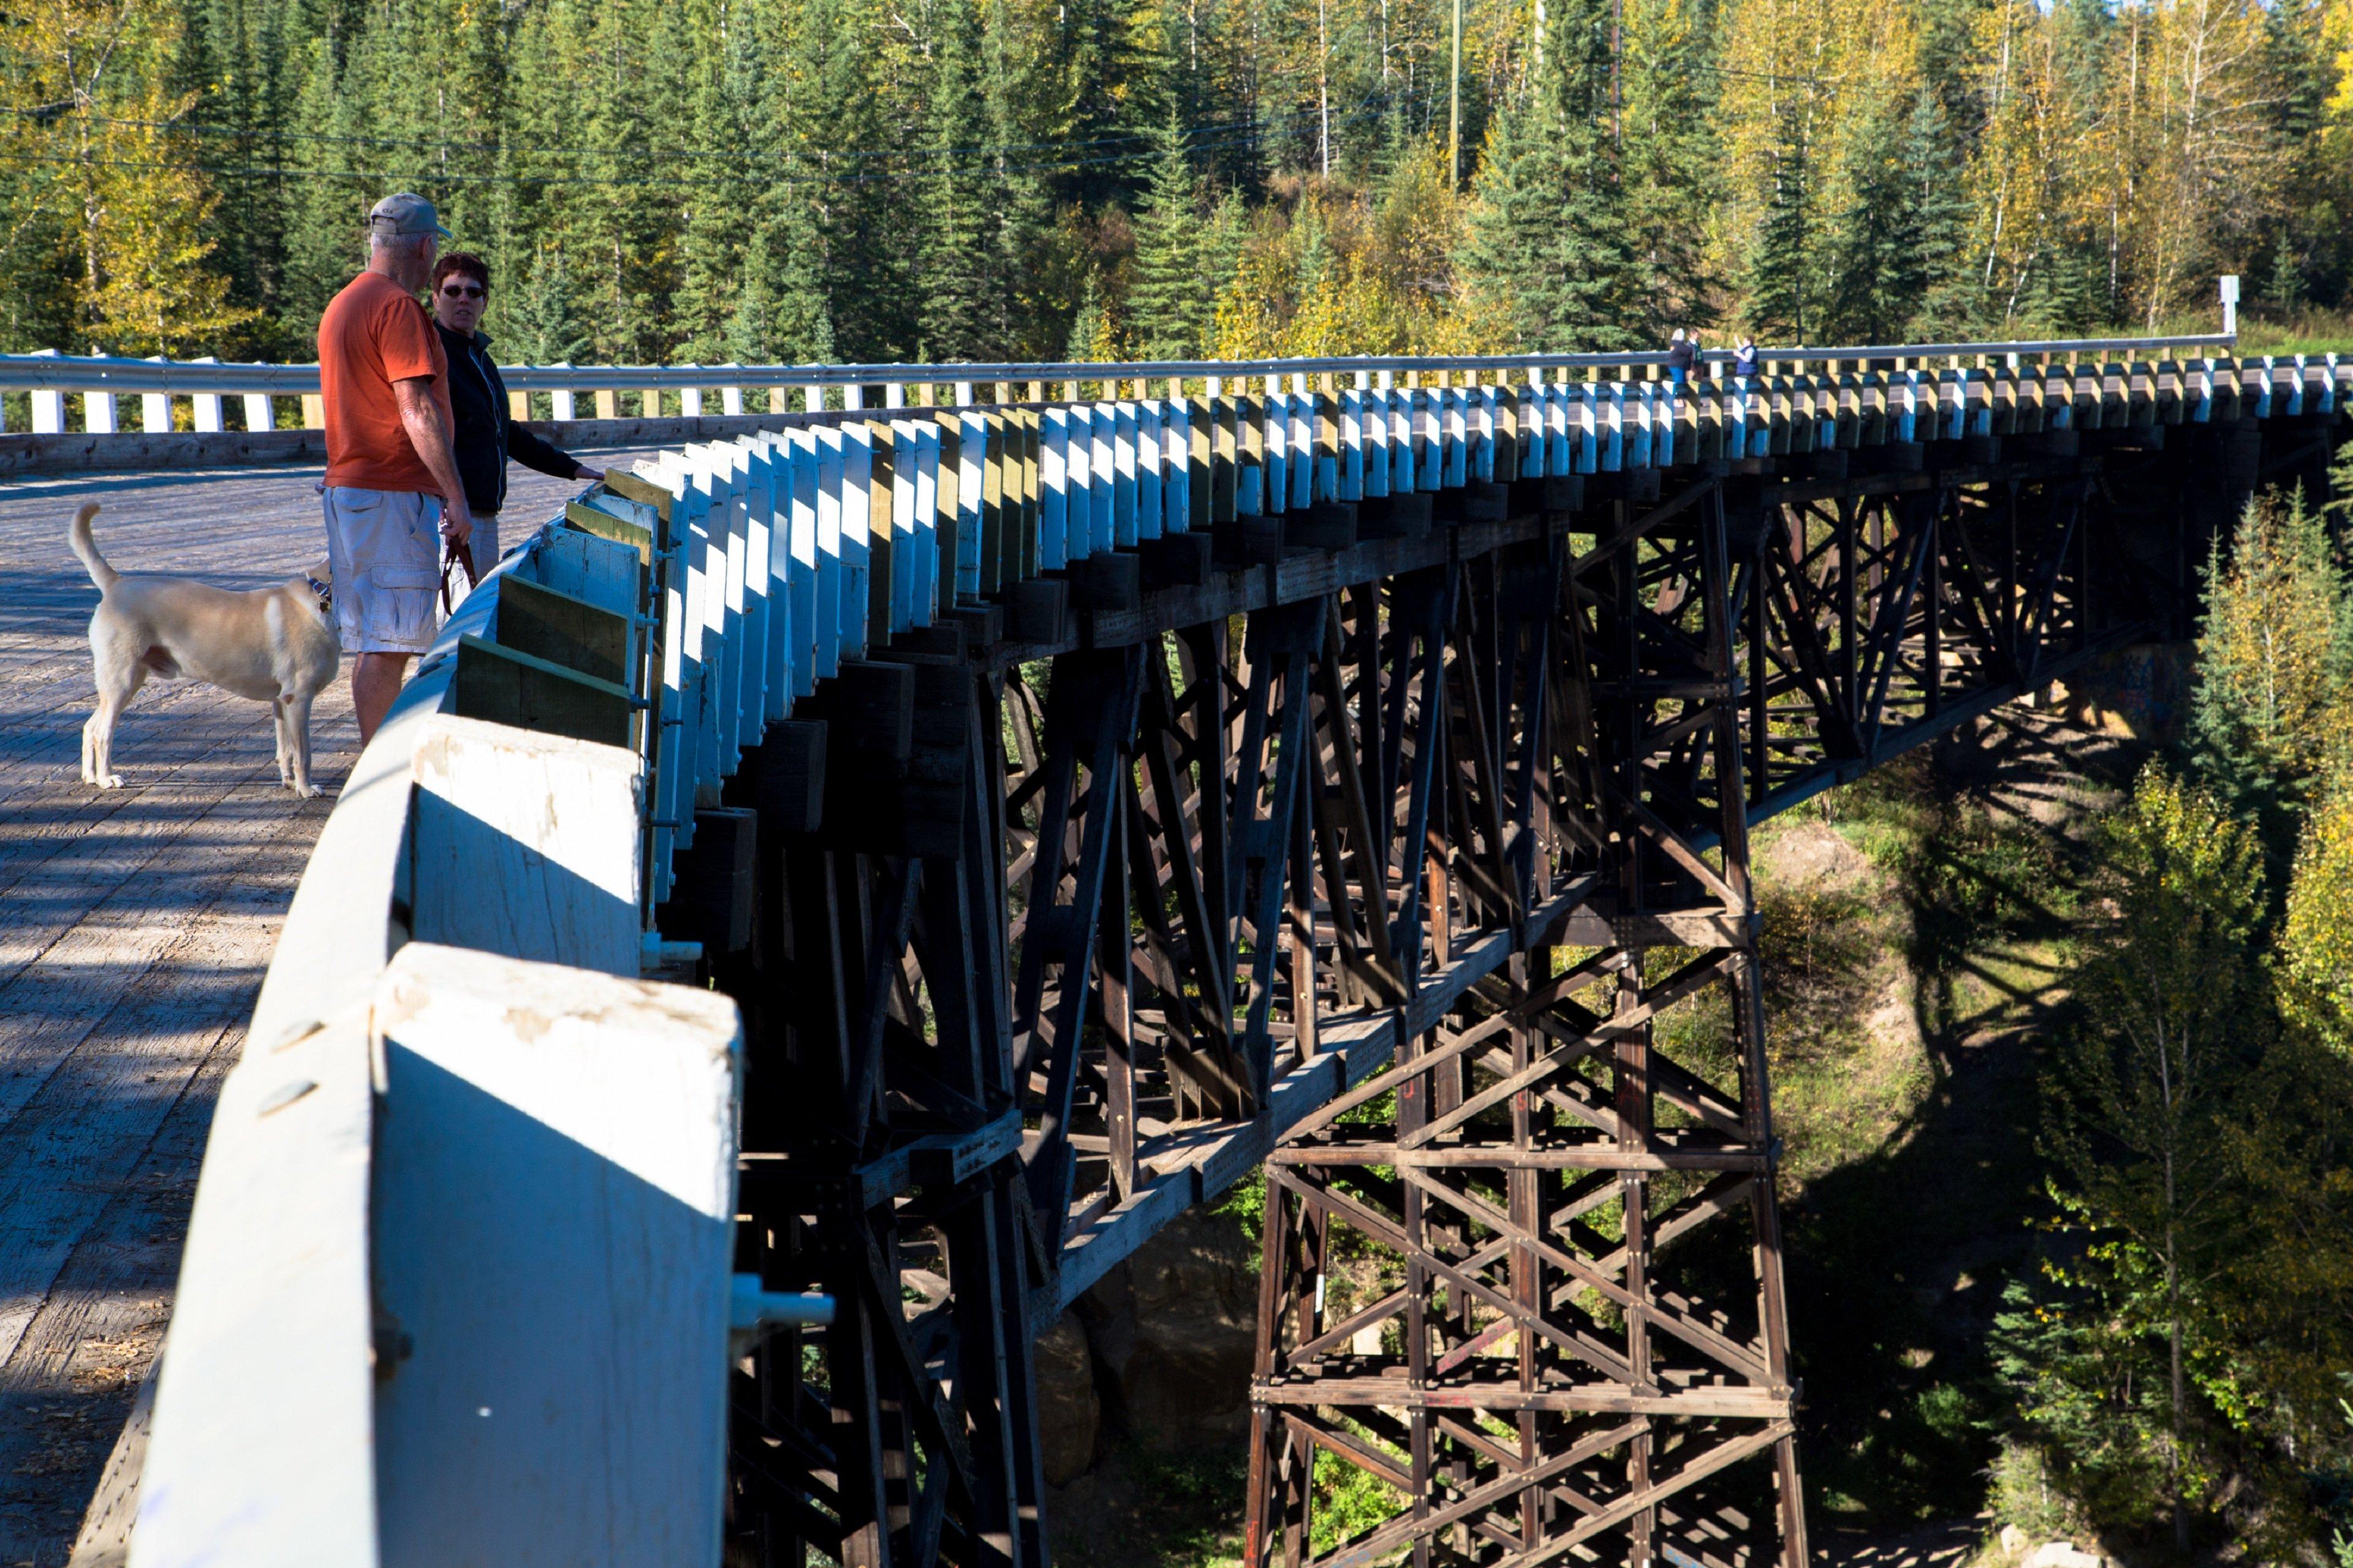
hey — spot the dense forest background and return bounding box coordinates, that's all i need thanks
[2,0,2351,366]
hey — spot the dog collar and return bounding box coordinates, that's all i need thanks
[305,575,334,614]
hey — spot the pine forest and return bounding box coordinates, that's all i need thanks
[1,0,2350,367]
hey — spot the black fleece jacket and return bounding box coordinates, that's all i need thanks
[434,322,584,516]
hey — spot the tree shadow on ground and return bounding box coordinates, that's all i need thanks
[1778,710,2146,1550]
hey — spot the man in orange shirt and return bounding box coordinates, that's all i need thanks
[318,191,476,745]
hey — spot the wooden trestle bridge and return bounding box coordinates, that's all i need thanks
[110,338,2349,1568]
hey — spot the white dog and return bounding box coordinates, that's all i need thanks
[72,502,341,798]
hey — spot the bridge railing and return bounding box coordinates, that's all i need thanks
[0,333,2251,438]
[128,474,829,1566]
[125,339,2346,1565]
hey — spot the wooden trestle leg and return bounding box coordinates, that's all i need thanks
[1244,488,1811,1568]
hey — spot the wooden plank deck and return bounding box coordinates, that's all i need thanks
[0,458,650,1566]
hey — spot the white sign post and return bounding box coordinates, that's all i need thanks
[2220,274,2240,338]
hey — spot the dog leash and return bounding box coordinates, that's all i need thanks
[439,535,477,616]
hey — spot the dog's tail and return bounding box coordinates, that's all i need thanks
[68,502,115,590]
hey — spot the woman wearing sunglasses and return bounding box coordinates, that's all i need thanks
[427,252,604,567]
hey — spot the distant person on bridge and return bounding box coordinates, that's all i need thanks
[1667,328,1695,385]
[1733,336,1759,377]
[317,192,474,746]
[428,251,604,567]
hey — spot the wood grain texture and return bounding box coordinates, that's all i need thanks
[369,942,741,1568]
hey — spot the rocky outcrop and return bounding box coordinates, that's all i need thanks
[1032,1314,1101,1487]
[1031,1205,1262,1494]
[1076,1208,1259,1451]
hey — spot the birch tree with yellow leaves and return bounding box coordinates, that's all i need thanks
[2132,0,2289,321]
[1965,0,2106,328]
[1,0,256,355]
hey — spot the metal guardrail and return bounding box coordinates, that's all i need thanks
[0,334,2246,391]
[0,333,2245,393]
[0,334,2249,437]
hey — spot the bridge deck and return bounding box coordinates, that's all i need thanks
[0,460,629,1562]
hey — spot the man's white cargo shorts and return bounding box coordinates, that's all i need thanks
[320,486,442,655]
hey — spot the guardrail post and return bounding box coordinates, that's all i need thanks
[369,942,741,1568]
[84,390,119,434]
[28,348,64,433]
[189,357,225,432]
[244,393,274,432]
[143,355,173,431]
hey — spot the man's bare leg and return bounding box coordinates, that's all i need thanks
[352,651,414,746]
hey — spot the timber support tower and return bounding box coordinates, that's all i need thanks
[674,349,2344,1568]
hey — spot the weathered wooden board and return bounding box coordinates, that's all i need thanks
[369,942,741,1568]
[408,714,645,977]
[127,1007,378,1568]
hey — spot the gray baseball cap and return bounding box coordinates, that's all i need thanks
[367,191,450,239]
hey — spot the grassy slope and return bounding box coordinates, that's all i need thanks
[1771,711,2137,1551]
[2149,309,2353,355]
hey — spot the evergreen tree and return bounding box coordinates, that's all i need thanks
[674,0,759,363]
[507,244,592,365]
[2256,0,2332,315]
[2014,768,2267,1550]
[2018,241,2109,338]
[1618,0,1722,339]
[1455,0,1640,353]
[1064,273,1112,360]
[982,0,1064,357]
[1745,97,1814,344]
[1824,95,1923,344]
[772,203,842,365]
[183,0,295,350]
[719,0,832,368]
[786,0,914,360]
[1126,111,1208,358]
[1903,92,1974,336]
[2331,435,2353,531]
[920,0,998,362]
[2188,487,2353,866]
[559,0,683,365]
[278,9,372,339]
[1824,89,1974,343]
